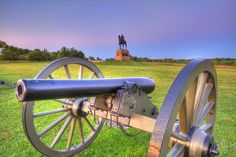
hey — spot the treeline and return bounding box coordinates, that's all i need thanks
[211,58,236,66]
[131,56,236,66]
[0,40,85,61]
[1,40,235,65]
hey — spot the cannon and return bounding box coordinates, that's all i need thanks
[16,57,219,157]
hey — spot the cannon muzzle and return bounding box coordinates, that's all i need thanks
[16,77,155,102]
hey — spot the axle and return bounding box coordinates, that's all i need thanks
[16,77,155,101]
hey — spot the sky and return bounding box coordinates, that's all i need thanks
[0,0,236,59]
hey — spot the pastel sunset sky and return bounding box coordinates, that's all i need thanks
[1,0,236,59]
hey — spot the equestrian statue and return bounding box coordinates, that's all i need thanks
[118,34,127,49]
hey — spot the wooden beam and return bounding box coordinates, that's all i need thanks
[82,102,156,133]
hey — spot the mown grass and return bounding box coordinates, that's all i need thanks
[0,60,235,157]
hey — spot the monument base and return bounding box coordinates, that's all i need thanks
[115,49,131,61]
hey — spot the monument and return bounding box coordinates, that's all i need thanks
[115,34,131,61]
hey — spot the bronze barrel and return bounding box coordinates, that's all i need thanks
[16,77,155,101]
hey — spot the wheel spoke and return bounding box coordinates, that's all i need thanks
[50,115,73,148]
[78,65,84,80]
[196,101,215,126]
[171,131,187,141]
[83,116,95,132]
[179,98,188,135]
[193,72,208,125]
[54,99,73,105]
[89,72,95,79]
[78,117,84,144]
[66,117,76,150]
[33,108,70,117]
[49,74,55,79]
[195,83,213,123]
[64,65,71,79]
[167,143,185,157]
[186,79,197,130]
[200,123,213,131]
[38,112,71,137]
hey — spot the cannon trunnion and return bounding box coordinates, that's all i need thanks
[16,57,219,157]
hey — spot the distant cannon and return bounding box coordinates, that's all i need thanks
[16,57,219,157]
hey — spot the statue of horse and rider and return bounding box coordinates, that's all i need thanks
[118,34,127,49]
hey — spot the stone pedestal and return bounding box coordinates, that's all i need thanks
[115,49,131,61]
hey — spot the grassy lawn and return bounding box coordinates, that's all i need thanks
[0,60,235,157]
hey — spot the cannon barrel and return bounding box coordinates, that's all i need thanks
[16,77,155,101]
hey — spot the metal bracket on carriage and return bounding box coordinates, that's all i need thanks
[86,81,158,129]
[87,97,108,124]
[111,81,139,118]
[111,81,158,118]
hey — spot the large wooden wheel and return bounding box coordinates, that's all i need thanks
[148,59,219,157]
[22,57,104,157]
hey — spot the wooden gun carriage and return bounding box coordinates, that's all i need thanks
[16,57,219,157]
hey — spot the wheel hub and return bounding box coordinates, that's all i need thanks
[64,98,87,117]
[189,127,219,157]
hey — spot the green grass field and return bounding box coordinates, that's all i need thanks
[0,61,235,157]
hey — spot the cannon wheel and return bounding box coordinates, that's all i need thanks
[148,59,218,157]
[22,57,105,157]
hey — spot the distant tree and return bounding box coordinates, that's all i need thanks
[57,47,85,59]
[41,50,51,60]
[34,49,41,52]
[27,49,51,61]
[88,56,95,60]
[96,57,102,60]
[17,48,30,55]
[69,48,84,58]
[77,50,85,58]
[57,47,69,58]
[0,40,7,48]
[131,56,138,61]
[57,47,68,58]
[60,47,68,53]
[50,51,58,60]
[1,49,19,60]
[105,58,114,61]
